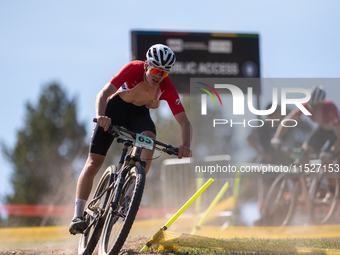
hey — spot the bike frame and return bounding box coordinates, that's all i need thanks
[83,139,146,233]
[264,145,339,226]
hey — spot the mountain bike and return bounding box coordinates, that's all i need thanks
[78,119,179,255]
[262,146,340,227]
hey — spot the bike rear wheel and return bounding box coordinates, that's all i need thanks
[310,173,340,225]
[262,173,299,227]
[78,165,117,255]
[98,165,145,255]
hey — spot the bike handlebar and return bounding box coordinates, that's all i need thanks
[93,118,178,156]
[276,144,319,166]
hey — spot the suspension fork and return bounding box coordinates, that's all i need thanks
[110,145,145,214]
[110,164,133,214]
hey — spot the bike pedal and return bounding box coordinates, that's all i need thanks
[88,200,99,211]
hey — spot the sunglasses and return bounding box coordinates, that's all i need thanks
[148,65,169,78]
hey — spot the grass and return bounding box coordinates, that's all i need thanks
[145,237,340,255]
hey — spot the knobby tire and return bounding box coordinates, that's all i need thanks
[262,173,299,227]
[310,173,340,225]
[98,165,145,255]
[78,165,117,255]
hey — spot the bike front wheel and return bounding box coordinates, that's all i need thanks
[98,165,145,255]
[262,173,300,227]
[310,173,340,225]
[78,165,117,255]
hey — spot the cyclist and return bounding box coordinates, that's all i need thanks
[69,44,192,235]
[271,85,340,167]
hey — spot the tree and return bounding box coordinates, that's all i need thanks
[2,83,87,226]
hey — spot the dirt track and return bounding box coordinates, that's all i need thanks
[0,236,175,255]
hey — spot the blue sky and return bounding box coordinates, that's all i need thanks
[1,0,340,200]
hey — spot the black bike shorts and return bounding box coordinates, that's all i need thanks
[305,126,337,153]
[90,95,156,156]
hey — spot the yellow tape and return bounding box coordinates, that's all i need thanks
[296,247,340,254]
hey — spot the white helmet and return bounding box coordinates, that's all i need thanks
[146,44,176,71]
[310,85,325,105]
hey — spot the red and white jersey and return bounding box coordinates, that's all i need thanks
[108,61,184,116]
[294,99,340,128]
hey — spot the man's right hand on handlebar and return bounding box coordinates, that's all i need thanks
[319,151,335,162]
[96,116,112,131]
[178,145,192,159]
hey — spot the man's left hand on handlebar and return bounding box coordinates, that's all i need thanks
[178,145,192,159]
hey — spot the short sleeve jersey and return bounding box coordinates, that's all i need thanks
[108,61,185,116]
[293,100,340,127]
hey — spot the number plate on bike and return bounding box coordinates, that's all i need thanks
[135,134,154,150]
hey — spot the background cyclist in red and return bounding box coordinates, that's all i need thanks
[271,85,340,164]
[69,44,192,234]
